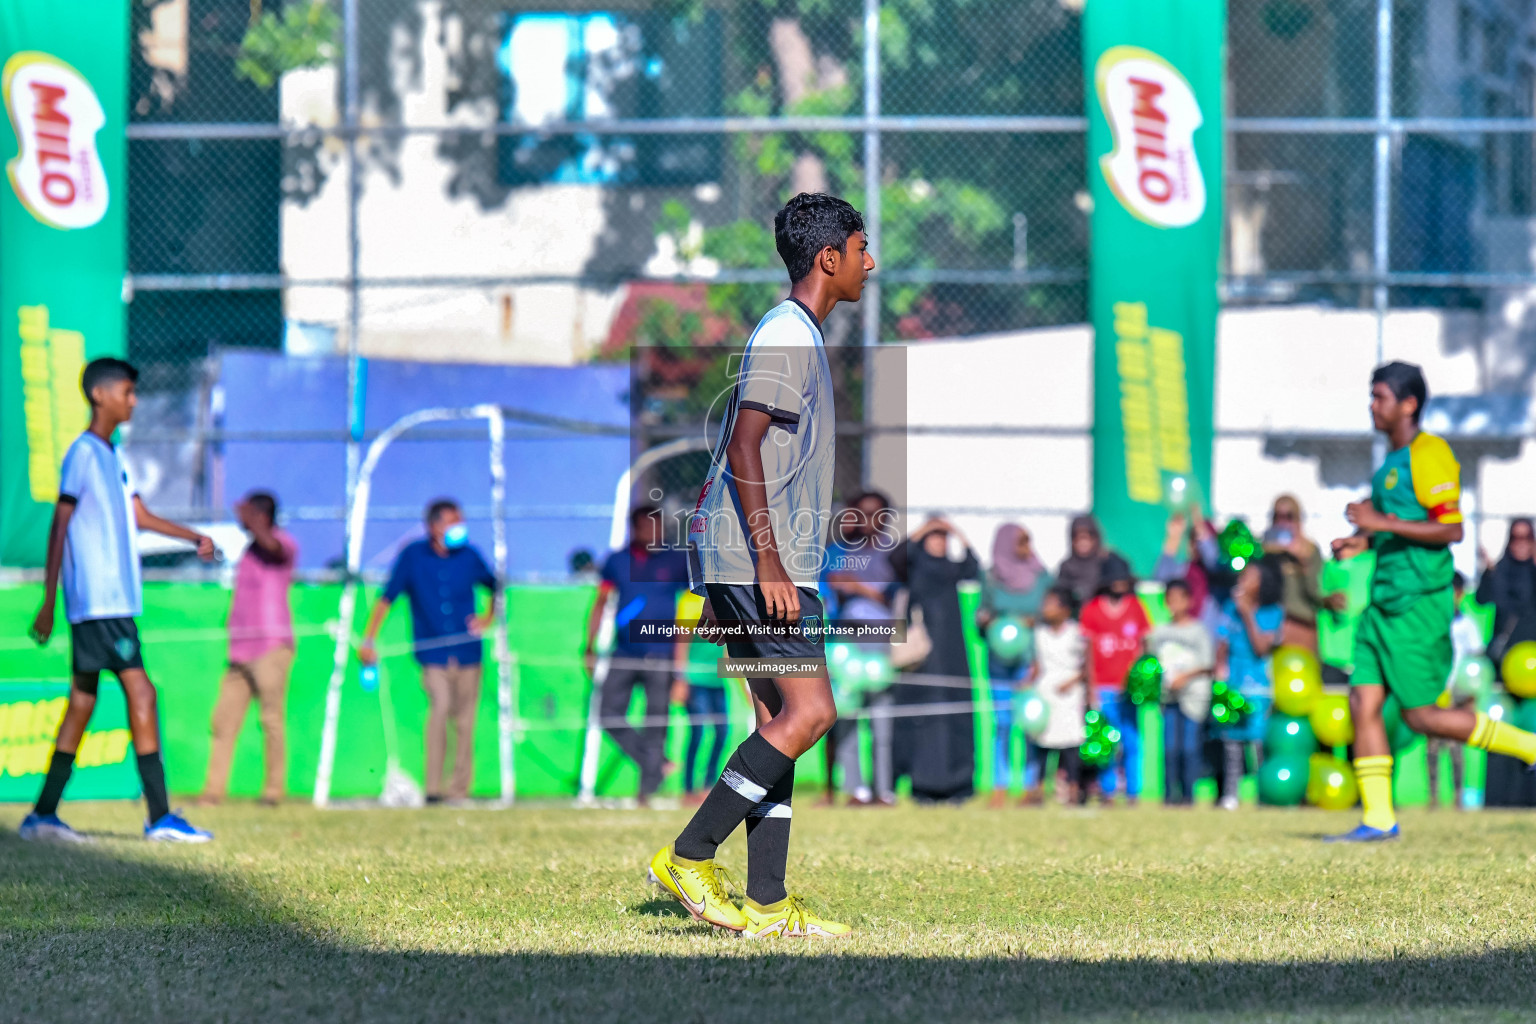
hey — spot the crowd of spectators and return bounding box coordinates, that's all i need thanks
[565,491,1536,810]
[808,495,1536,809]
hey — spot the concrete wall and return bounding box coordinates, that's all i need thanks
[903,306,1535,576]
[278,1,630,366]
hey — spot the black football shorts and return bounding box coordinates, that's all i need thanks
[70,617,145,676]
[704,583,826,660]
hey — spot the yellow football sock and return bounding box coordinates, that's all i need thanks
[1353,755,1396,831]
[1467,711,1536,765]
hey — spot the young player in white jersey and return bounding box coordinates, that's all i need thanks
[20,358,219,844]
[648,193,873,938]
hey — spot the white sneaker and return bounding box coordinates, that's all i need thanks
[1219,795,1240,811]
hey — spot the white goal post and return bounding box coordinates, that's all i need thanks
[313,404,515,808]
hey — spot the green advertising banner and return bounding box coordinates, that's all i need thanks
[0,0,128,566]
[0,682,139,801]
[1084,0,1224,573]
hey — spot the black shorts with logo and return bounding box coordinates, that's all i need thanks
[70,617,145,676]
[704,583,825,660]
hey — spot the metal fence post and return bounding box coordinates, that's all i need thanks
[1371,0,1392,469]
[861,0,881,487]
[862,0,881,352]
[343,0,364,540]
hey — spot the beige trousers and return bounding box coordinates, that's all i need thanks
[421,661,482,800]
[204,646,293,802]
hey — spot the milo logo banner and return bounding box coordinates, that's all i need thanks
[1084,0,1223,573]
[0,682,139,801]
[0,1,128,566]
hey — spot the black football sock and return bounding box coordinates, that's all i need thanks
[137,751,171,823]
[34,751,76,817]
[673,731,794,862]
[745,765,794,905]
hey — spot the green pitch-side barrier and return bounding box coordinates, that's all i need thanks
[0,571,1487,805]
[0,582,764,802]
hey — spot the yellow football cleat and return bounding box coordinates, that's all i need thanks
[741,894,852,939]
[647,845,748,933]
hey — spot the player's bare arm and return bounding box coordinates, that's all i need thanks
[237,497,287,559]
[725,406,799,622]
[358,597,393,666]
[1346,499,1464,546]
[29,500,75,645]
[133,496,216,561]
[582,578,615,672]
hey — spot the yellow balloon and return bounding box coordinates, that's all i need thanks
[1272,645,1323,716]
[1435,688,1453,709]
[1502,641,1536,699]
[1274,644,1320,682]
[1274,675,1321,717]
[1306,755,1359,810]
[1308,693,1354,747]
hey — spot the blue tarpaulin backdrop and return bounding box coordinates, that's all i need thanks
[216,352,632,577]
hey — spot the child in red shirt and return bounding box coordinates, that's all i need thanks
[1078,554,1151,804]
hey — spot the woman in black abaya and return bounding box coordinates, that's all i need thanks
[891,516,980,803]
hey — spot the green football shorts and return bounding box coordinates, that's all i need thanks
[1349,586,1455,709]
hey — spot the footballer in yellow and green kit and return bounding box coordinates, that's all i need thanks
[1331,362,1536,843]
[1349,431,1463,710]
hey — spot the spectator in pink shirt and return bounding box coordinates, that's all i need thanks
[200,492,297,806]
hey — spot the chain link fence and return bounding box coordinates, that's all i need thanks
[120,0,1536,575]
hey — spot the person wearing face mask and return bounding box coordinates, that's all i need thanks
[360,499,498,804]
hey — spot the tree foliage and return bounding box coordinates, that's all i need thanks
[236,0,341,91]
[655,0,1086,343]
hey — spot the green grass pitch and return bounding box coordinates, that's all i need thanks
[4,801,1535,1022]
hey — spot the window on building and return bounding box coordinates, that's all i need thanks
[497,10,722,186]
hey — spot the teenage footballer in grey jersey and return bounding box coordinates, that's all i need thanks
[647,193,873,938]
[21,358,218,844]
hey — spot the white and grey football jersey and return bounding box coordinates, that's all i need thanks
[58,432,143,624]
[688,299,835,592]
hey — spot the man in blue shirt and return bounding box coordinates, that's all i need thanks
[361,499,497,803]
[585,505,690,803]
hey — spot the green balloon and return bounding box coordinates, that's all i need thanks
[1264,713,1318,758]
[1484,693,1518,727]
[1515,697,1536,734]
[1125,655,1163,706]
[1257,754,1310,806]
[1012,687,1050,738]
[1451,655,1495,702]
[1209,681,1251,728]
[1080,708,1121,769]
[828,643,857,701]
[1218,520,1259,573]
[986,614,1031,663]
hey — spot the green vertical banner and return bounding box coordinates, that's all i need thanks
[1084,0,1224,573]
[0,0,128,566]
